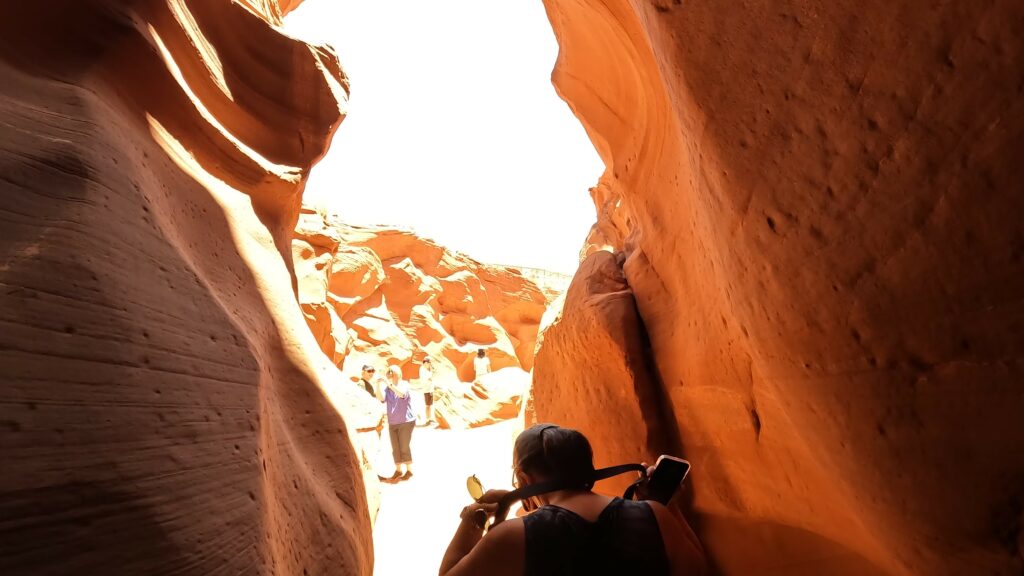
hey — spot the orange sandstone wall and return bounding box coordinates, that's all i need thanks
[0,1,372,574]
[293,208,559,428]
[534,1,1024,575]
[292,208,556,378]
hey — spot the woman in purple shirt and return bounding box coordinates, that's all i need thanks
[376,365,416,482]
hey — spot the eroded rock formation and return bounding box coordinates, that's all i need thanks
[532,1,1024,575]
[6,0,1021,573]
[0,1,374,574]
[531,251,674,497]
[293,208,563,428]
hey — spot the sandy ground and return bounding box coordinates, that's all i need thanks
[371,420,520,576]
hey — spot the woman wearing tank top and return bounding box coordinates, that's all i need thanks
[439,424,707,575]
[376,365,416,482]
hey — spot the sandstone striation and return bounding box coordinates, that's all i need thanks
[0,1,374,574]
[532,1,1024,575]
[6,0,1021,573]
[531,251,673,497]
[292,208,561,428]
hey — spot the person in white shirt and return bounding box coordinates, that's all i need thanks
[421,357,436,425]
[473,348,491,379]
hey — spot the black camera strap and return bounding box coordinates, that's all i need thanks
[490,463,647,527]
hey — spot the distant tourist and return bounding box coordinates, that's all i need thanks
[359,365,376,396]
[377,365,416,482]
[421,357,437,425]
[473,348,491,379]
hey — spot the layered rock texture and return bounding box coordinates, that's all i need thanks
[0,1,375,574]
[293,208,561,428]
[532,1,1024,575]
[5,0,1022,574]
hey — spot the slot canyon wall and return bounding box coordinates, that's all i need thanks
[531,1,1024,575]
[0,1,375,574]
[293,207,565,428]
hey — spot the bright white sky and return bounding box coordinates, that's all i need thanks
[283,0,603,274]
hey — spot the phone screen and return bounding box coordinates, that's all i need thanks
[646,456,690,505]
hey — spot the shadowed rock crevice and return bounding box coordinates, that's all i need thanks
[530,251,676,496]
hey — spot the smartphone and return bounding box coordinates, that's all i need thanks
[646,455,690,504]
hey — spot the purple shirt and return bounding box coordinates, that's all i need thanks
[384,385,416,425]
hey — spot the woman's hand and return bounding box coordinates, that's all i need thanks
[442,492,527,576]
[634,462,657,501]
[477,489,510,504]
[476,489,514,527]
[385,378,408,398]
[463,488,508,517]
[461,501,496,521]
[458,488,510,530]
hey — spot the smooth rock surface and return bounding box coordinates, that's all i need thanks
[534,1,1024,575]
[292,209,565,428]
[0,1,374,574]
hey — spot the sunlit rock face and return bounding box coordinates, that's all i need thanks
[534,1,1024,575]
[530,251,674,498]
[0,1,374,574]
[293,208,564,428]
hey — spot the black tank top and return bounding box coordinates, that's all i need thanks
[522,497,669,576]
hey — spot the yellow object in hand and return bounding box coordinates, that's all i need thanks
[466,474,484,501]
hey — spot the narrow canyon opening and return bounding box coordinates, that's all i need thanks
[280,3,605,574]
[1,1,1022,576]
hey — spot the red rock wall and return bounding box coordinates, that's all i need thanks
[293,209,557,377]
[0,1,372,574]
[535,1,1024,575]
[531,251,676,495]
[293,208,558,428]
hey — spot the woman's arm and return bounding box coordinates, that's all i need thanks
[439,513,524,576]
[440,490,523,576]
[439,504,487,574]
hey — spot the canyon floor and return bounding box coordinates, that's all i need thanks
[370,420,518,576]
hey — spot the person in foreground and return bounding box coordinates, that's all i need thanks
[439,424,707,576]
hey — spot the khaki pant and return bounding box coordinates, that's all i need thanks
[388,421,414,464]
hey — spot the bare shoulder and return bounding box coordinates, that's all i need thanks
[479,517,526,554]
[643,500,677,529]
[645,501,708,576]
[445,519,525,576]
[648,500,686,524]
